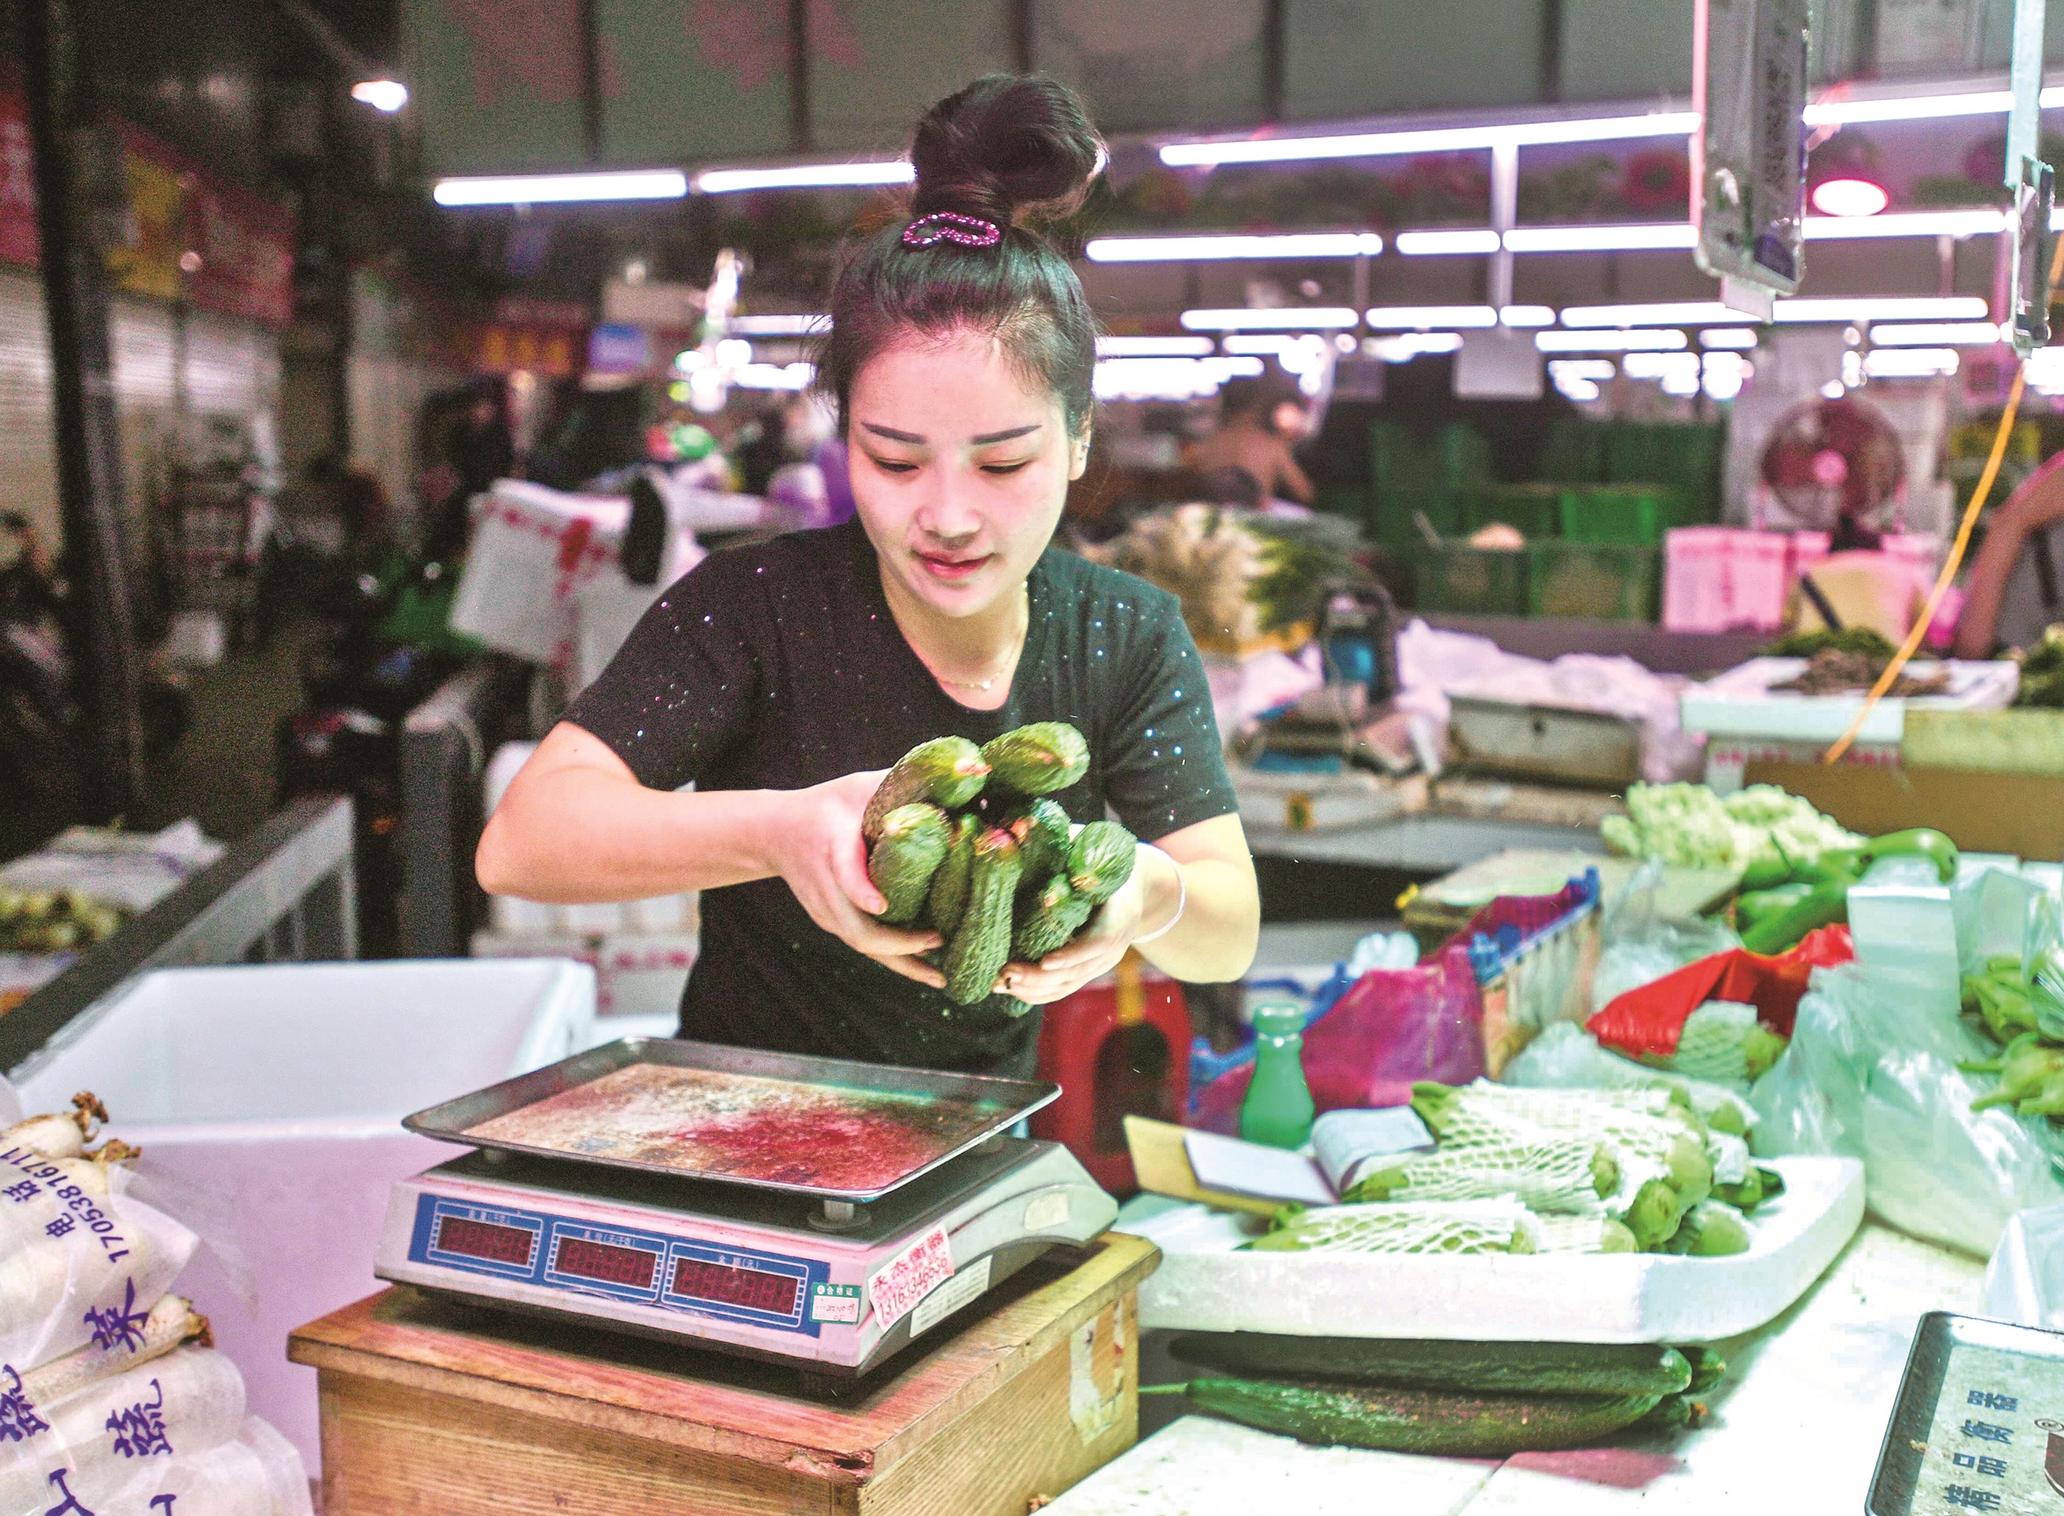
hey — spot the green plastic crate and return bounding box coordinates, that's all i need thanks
[1416,543,1530,616]
[1462,483,1566,543]
[1527,542,1658,620]
[1540,419,1608,483]
[1557,485,1671,546]
[1370,488,1464,548]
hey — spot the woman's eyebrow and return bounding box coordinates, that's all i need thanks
[856,421,1044,445]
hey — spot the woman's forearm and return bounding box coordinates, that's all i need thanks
[477,771,789,903]
[1132,851,1259,983]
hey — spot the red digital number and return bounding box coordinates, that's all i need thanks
[436,1216,533,1266]
[671,1257,800,1316]
[557,1237,658,1290]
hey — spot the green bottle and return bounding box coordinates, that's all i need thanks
[1240,1002,1316,1149]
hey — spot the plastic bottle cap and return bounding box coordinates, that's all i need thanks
[1251,1003,1304,1036]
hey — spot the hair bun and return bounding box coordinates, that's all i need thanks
[908,74,1105,230]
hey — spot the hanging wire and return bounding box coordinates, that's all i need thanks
[1821,233,2064,764]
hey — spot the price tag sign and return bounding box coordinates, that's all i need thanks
[1871,1313,2064,1514]
[866,1226,955,1334]
[1693,0,1809,303]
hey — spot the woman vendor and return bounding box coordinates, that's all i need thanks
[477,74,1260,1079]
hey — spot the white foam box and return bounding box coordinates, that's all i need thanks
[8,958,596,1474]
[594,929,699,1016]
[1680,657,2020,747]
[1121,1154,1864,1343]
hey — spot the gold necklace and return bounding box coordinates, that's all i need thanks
[920,586,1029,693]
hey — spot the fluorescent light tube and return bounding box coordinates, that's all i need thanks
[434,170,689,206]
[1159,111,1700,167]
[695,160,913,193]
[1087,232,1382,261]
[1503,223,1698,252]
[1537,329,1689,351]
[1179,308,1360,331]
[1867,322,2005,346]
[1096,335,1217,356]
[1364,305,1499,329]
[1394,228,1503,255]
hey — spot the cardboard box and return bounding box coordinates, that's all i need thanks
[1743,758,2064,858]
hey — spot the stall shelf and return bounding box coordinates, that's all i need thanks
[0,793,357,1071]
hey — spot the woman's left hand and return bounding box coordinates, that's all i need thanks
[994,865,1149,1006]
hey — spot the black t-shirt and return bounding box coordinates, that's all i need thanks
[562,518,1237,1076]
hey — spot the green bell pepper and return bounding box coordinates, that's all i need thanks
[1740,879,1850,956]
[1859,828,1959,883]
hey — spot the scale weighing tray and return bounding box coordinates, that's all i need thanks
[402,1035,1060,1202]
[1870,1312,2064,1514]
[379,1039,1113,1380]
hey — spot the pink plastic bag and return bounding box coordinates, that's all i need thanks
[1191,948,1485,1135]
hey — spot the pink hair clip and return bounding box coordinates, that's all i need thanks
[902,211,1002,249]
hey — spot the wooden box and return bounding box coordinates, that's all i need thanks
[289,1234,1156,1515]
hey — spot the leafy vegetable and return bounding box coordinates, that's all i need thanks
[1602,783,1861,873]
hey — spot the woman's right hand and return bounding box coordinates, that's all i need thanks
[765,770,946,989]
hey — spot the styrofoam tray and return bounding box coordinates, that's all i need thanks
[1123,1154,1863,1343]
[1679,658,2018,746]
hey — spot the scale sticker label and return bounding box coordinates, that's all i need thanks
[867,1224,955,1335]
[810,1283,862,1325]
[1024,1190,1071,1233]
[911,1256,991,1339]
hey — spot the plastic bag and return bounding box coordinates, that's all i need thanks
[1502,1021,1760,1134]
[0,1345,247,1512]
[1589,926,1853,1057]
[1191,950,1484,1133]
[1984,1203,2064,1329]
[1751,956,2064,1257]
[1587,861,1741,1015]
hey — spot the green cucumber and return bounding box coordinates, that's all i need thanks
[1067,819,1137,905]
[926,814,981,937]
[943,828,1021,1006]
[863,737,989,840]
[981,722,1089,797]
[1165,1336,1692,1399]
[867,804,951,924]
[1013,873,1096,962]
[1148,1375,1667,1456]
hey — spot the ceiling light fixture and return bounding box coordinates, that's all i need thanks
[433,170,689,206]
[1537,329,1690,351]
[1502,223,1699,252]
[1393,228,1504,255]
[693,160,913,193]
[1085,232,1383,262]
[1179,307,1360,331]
[350,79,409,113]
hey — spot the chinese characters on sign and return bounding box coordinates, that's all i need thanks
[42,1470,94,1516]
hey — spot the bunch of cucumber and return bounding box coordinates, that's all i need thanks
[0,887,125,955]
[1148,1336,1726,1456]
[863,724,1139,1007]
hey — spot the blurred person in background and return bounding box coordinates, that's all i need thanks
[1184,370,1315,507]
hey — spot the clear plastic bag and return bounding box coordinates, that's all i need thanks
[1984,1203,2064,1330]
[1751,952,2064,1258]
[1588,861,1741,1016]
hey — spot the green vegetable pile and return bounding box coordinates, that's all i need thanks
[1147,1335,1727,1456]
[1246,1080,1783,1260]
[1731,826,1958,955]
[0,887,125,956]
[1602,783,1861,874]
[1763,627,1898,661]
[1959,954,2064,1119]
[2012,625,2064,708]
[863,724,1136,1007]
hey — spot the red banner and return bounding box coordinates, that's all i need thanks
[0,87,39,268]
[0,88,295,327]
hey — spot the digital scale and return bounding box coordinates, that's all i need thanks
[1870,1312,2064,1513]
[373,1038,1118,1382]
